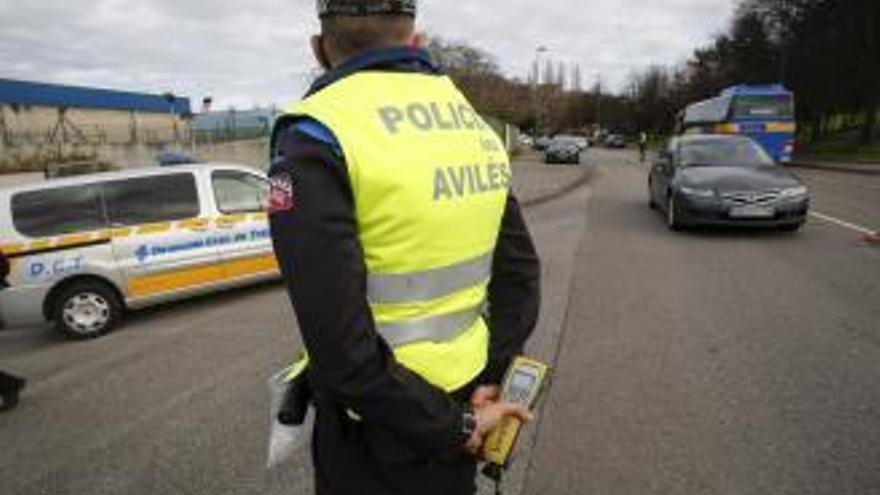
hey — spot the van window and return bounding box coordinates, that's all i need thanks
[212,171,268,214]
[12,185,106,238]
[103,174,200,227]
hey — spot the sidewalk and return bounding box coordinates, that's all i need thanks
[790,157,880,175]
[512,151,594,206]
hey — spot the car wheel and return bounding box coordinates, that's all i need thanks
[648,181,657,210]
[667,193,683,231]
[779,222,804,232]
[53,281,123,340]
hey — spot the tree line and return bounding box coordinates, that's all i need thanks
[623,0,877,145]
[427,38,633,136]
[430,0,878,147]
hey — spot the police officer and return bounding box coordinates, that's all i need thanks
[0,249,27,412]
[268,1,541,494]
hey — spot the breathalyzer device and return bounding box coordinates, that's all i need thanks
[482,356,550,479]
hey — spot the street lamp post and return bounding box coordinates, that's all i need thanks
[532,46,549,134]
[595,74,603,136]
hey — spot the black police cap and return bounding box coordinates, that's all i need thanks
[317,0,417,18]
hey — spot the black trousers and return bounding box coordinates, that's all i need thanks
[0,370,25,395]
[311,403,477,495]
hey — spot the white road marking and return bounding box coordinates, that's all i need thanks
[809,211,877,236]
[799,174,880,193]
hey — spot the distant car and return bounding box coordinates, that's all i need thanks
[554,134,588,151]
[156,150,200,167]
[533,136,552,151]
[545,140,581,165]
[604,134,626,148]
[648,135,809,231]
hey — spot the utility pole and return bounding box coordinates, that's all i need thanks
[532,46,549,134]
[595,74,603,135]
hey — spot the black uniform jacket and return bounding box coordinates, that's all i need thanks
[268,46,541,462]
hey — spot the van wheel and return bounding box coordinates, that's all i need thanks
[53,281,122,340]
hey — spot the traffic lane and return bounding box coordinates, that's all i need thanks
[0,283,311,495]
[525,157,880,495]
[793,168,880,233]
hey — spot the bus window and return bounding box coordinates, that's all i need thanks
[732,95,794,119]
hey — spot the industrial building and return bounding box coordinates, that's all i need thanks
[0,78,192,148]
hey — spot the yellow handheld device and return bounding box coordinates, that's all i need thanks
[482,356,550,473]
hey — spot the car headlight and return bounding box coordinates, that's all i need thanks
[780,186,808,198]
[678,186,716,198]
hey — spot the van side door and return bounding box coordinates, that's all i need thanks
[102,172,221,305]
[209,169,277,283]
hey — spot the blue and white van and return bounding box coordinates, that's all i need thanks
[0,164,278,339]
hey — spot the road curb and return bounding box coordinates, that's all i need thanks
[521,166,595,209]
[790,161,880,176]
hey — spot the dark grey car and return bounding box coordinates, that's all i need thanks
[545,140,581,165]
[648,135,810,231]
[604,134,626,148]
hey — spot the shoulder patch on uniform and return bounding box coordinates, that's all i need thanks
[268,172,296,213]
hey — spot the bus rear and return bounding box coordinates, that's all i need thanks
[726,88,796,163]
[682,85,796,164]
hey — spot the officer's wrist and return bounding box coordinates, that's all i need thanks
[460,404,479,450]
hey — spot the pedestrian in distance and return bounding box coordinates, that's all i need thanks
[267,1,542,494]
[0,248,27,413]
[639,131,648,162]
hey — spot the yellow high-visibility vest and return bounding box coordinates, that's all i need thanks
[283,72,511,392]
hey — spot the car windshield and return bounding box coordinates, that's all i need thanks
[679,138,774,167]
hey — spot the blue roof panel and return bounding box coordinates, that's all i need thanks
[0,78,191,115]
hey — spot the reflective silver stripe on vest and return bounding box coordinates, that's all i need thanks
[368,251,494,305]
[377,304,484,348]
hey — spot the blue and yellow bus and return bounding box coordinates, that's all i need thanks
[680,85,796,163]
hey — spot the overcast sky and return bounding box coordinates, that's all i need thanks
[0,0,736,110]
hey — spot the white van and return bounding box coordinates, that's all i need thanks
[0,164,279,339]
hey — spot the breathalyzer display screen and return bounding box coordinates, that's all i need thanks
[508,370,537,403]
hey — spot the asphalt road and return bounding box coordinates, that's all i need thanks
[524,149,880,495]
[796,167,880,233]
[2,149,878,495]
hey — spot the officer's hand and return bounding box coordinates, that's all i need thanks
[470,385,500,408]
[465,402,534,456]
